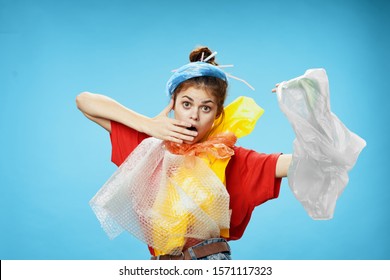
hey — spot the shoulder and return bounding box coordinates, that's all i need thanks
[227,146,281,181]
[231,146,278,163]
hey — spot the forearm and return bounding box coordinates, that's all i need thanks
[76,92,151,134]
[275,154,292,178]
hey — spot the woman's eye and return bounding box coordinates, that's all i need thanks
[202,106,211,112]
[183,102,191,108]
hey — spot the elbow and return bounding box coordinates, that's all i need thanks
[76,91,92,111]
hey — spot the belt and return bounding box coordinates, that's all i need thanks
[151,240,230,260]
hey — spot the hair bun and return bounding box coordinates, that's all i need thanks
[189,46,218,65]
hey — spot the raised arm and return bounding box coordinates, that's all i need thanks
[75,92,198,143]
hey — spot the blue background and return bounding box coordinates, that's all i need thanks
[1,0,389,260]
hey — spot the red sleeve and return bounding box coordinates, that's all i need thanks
[226,147,282,240]
[110,121,150,166]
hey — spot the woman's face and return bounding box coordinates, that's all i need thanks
[174,86,218,144]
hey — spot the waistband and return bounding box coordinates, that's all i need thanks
[151,238,230,260]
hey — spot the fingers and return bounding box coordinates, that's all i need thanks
[155,99,200,143]
[170,131,196,142]
[272,83,281,93]
[170,119,196,132]
[167,122,198,140]
[164,119,198,141]
[163,130,195,144]
[153,119,197,143]
[159,99,196,130]
[165,136,183,144]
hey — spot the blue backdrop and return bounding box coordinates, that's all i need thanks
[1,0,389,260]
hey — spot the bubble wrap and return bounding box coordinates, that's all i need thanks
[276,69,366,219]
[89,137,230,255]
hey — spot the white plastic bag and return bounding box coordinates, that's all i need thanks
[276,69,366,219]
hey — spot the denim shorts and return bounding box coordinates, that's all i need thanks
[187,238,232,260]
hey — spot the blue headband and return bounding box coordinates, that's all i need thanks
[166,62,228,96]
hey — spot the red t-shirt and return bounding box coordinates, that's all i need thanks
[110,121,282,248]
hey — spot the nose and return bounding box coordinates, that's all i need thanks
[189,108,199,121]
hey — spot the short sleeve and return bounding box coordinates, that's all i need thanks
[226,147,282,240]
[110,121,150,166]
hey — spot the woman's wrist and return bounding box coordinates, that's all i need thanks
[134,115,152,135]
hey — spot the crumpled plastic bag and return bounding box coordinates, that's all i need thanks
[211,96,264,138]
[276,69,366,219]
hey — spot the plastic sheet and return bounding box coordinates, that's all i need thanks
[212,96,264,138]
[276,69,366,219]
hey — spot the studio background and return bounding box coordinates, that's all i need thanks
[1,0,389,259]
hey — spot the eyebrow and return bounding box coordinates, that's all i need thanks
[181,95,215,104]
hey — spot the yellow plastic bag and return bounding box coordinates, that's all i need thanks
[211,96,264,138]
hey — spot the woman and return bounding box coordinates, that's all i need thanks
[76,47,300,260]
